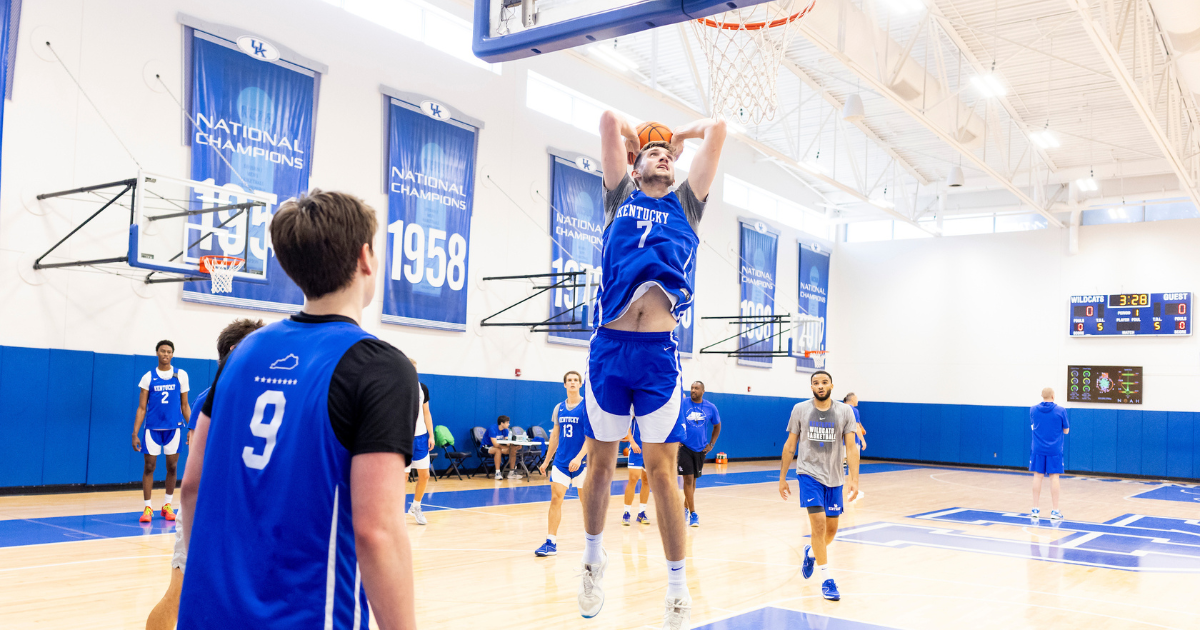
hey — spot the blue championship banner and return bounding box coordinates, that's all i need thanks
[183,31,317,312]
[796,239,830,372]
[738,219,779,368]
[382,97,479,330]
[676,264,696,357]
[548,154,603,346]
[0,0,17,200]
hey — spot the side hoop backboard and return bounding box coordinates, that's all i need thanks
[129,172,277,283]
[473,0,775,62]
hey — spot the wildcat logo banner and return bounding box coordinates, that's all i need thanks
[183,31,317,312]
[738,219,779,368]
[382,98,479,331]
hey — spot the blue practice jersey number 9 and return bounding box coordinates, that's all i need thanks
[243,390,287,470]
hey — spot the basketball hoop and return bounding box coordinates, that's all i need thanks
[804,350,828,369]
[692,0,817,125]
[199,255,244,295]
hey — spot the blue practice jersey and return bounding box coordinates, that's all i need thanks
[179,319,375,630]
[188,387,209,431]
[595,175,703,326]
[1030,401,1069,455]
[552,399,589,469]
[143,370,185,430]
[679,398,721,452]
[484,425,510,447]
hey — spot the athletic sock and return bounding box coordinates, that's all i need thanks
[666,559,688,598]
[412,500,421,509]
[144,500,152,508]
[819,565,831,582]
[547,534,557,544]
[806,546,816,559]
[583,532,604,564]
[164,494,173,506]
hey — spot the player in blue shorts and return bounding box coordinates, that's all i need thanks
[579,109,726,629]
[1030,387,1069,520]
[132,340,190,523]
[621,418,651,526]
[536,371,591,556]
[406,358,435,526]
[147,318,263,630]
[778,371,859,602]
[178,190,421,629]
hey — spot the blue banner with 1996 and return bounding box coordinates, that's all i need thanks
[183,31,316,312]
[796,239,830,372]
[382,98,478,330]
[548,155,604,346]
[738,219,778,368]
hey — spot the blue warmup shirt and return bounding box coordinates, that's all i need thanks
[180,319,376,629]
[595,175,703,326]
[144,370,185,430]
[680,398,721,452]
[1030,401,1069,455]
[188,387,209,431]
[484,425,511,447]
[552,400,589,469]
[851,406,861,425]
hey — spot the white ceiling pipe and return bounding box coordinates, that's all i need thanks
[1146,0,1200,95]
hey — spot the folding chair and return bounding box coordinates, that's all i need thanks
[528,425,550,473]
[435,425,471,480]
[471,426,494,477]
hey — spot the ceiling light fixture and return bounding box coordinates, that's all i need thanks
[970,74,1006,98]
[1075,177,1098,192]
[842,94,864,122]
[947,166,964,187]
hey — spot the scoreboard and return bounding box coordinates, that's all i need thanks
[1067,365,1142,404]
[1068,292,1191,336]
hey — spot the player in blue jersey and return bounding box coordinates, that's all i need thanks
[678,381,721,527]
[1030,388,1069,520]
[535,370,591,556]
[178,190,420,630]
[779,371,860,602]
[148,318,263,630]
[621,418,651,525]
[132,340,191,523]
[579,110,726,629]
[842,393,866,451]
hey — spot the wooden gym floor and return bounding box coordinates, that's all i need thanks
[1,460,1197,629]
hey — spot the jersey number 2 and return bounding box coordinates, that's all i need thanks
[161,391,169,405]
[243,390,287,470]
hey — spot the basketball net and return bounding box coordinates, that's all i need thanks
[200,255,244,295]
[692,0,816,125]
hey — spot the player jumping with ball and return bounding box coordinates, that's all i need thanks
[578,111,725,630]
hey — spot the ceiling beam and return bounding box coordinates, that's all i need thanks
[1064,0,1200,214]
[794,18,1065,228]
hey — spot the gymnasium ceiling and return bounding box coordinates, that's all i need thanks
[574,0,1200,231]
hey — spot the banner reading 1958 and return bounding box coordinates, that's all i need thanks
[738,219,779,368]
[382,97,479,331]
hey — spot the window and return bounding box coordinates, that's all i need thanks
[723,174,833,240]
[1145,200,1200,222]
[846,220,893,242]
[1082,205,1144,225]
[325,0,499,73]
[893,220,934,240]
[526,72,631,135]
[941,215,995,236]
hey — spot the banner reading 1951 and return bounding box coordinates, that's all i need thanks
[738,219,779,368]
[382,96,479,331]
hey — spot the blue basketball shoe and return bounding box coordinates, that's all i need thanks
[622,511,631,526]
[637,511,650,524]
[688,512,699,527]
[821,578,840,601]
[802,545,815,579]
[535,540,557,557]
[1050,510,1063,520]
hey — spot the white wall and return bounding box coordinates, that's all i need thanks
[829,218,1200,411]
[0,0,830,398]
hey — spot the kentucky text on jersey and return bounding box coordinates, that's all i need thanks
[614,204,670,224]
[153,384,177,391]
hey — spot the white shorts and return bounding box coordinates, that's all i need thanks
[170,511,187,571]
[142,428,181,456]
[405,454,431,471]
[550,465,587,489]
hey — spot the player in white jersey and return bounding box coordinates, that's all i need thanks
[578,110,726,630]
[406,358,435,525]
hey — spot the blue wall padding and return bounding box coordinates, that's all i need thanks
[0,341,1196,488]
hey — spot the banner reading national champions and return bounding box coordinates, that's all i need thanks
[796,239,830,371]
[183,31,318,312]
[547,153,694,354]
[381,96,479,330]
[738,219,779,367]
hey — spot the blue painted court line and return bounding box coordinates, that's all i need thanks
[838,509,1200,573]
[1129,485,1200,503]
[0,513,177,549]
[695,607,900,630]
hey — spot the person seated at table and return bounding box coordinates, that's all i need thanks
[485,415,523,480]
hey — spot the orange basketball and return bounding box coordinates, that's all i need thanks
[637,121,672,149]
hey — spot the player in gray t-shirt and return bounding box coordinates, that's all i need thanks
[778,370,860,602]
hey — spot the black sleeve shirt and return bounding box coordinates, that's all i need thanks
[203,313,419,462]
